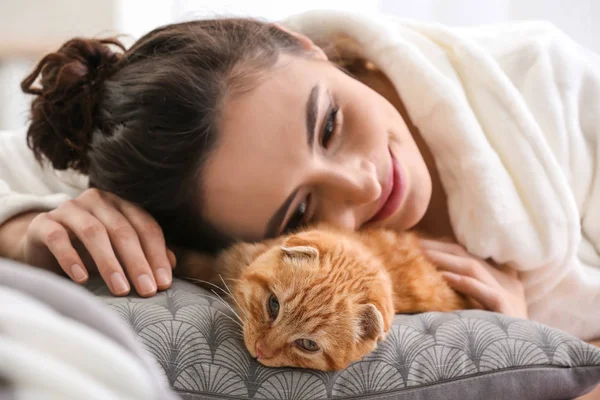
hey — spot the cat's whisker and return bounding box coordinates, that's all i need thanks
[203,304,244,329]
[181,276,229,296]
[214,310,244,329]
[229,332,245,339]
[212,290,242,321]
[194,293,245,328]
[217,312,245,330]
[181,276,248,320]
[209,289,246,326]
[218,274,248,319]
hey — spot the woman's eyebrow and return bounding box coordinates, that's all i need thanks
[265,84,320,238]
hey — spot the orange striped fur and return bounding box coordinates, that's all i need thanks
[180,226,476,371]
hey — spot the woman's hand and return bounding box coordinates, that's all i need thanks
[14,188,175,297]
[420,239,527,319]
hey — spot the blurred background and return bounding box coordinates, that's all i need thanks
[1,0,599,131]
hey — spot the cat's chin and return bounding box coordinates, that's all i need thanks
[257,358,319,370]
[255,358,285,368]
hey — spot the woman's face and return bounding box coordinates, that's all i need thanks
[202,53,432,241]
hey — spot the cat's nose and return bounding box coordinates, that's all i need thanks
[255,340,276,360]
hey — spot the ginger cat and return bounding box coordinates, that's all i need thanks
[177,226,477,371]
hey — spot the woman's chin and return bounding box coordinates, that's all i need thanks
[377,201,426,232]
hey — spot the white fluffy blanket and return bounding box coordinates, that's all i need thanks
[0,261,178,400]
[284,10,600,340]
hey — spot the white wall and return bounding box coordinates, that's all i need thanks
[0,0,117,130]
[114,0,174,45]
[0,0,116,40]
[2,0,599,131]
[172,0,381,22]
[0,0,379,130]
[0,0,174,131]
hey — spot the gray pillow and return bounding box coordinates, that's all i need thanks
[90,278,600,400]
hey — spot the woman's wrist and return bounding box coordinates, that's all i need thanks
[0,211,40,261]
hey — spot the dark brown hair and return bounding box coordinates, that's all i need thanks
[21,19,307,253]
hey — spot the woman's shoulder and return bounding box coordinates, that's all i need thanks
[0,127,27,144]
[0,127,88,195]
[458,20,593,72]
[0,127,32,170]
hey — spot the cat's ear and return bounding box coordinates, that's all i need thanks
[357,304,385,342]
[280,245,319,264]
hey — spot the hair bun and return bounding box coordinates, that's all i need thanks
[21,37,125,174]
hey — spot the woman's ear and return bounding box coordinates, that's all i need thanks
[271,23,328,61]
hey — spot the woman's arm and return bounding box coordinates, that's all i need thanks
[0,188,178,297]
[0,128,78,265]
[0,129,81,224]
[0,211,39,260]
[0,130,175,296]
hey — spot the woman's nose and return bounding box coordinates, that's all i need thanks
[327,156,381,205]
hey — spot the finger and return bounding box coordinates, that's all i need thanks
[425,249,498,288]
[442,272,503,313]
[167,248,177,269]
[117,200,172,291]
[49,204,131,296]
[494,262,519,278]
[420,239,469,257]
[87,200,158,297]
[30,214,88,283]
[421,239,506,279]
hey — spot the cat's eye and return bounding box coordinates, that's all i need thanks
[267,294,280,320]
[295,339,320,352]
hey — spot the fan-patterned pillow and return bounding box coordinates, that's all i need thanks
[91,278,600,400]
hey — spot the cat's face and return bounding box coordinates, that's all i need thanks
[232,231,393,371]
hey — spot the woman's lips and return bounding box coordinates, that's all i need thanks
[366,150,405,225]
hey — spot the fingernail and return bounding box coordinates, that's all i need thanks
[70,264,87,282]
[110,272,130,295]
[137,274,156,296]
[155,267,171,288]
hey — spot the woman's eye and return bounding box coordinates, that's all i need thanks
[295,338,320,352]
[267,294,280,320]
[284,194,311,233]
[321,106,339,149]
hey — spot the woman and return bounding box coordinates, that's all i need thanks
[0,10,597,339]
